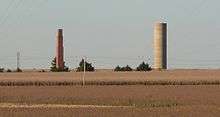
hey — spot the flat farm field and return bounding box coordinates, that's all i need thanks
[0,85,219,117]
[0,70,219,116]
[0,69,220,86]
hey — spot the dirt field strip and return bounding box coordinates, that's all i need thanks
[0,103,132,109]
[0,70,220,86]
[0,85,219,116]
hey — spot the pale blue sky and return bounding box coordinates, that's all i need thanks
[0,0,220,69]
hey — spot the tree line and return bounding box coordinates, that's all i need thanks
[0,57,152,73]
[49,58,152,72]
[0,67,22,73]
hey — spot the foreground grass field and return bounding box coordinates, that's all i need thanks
[0,70,220,86]
[0,85,219,116]
[0,70,219,116]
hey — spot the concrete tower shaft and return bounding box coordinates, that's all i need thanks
[153,22,167,70]
[56,29,64,69]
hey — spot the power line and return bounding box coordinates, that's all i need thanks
[1,55,220,69]
[0,0,16,23]
[0,0,24,28]
[0,0,50,41]
[170,0,208,41]
[0,0,31,39]
[2,55,220,63]
[12,0,49,26]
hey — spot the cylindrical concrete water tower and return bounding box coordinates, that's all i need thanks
[153,22,167,70]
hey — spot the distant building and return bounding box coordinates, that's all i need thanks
[153,22,167,70]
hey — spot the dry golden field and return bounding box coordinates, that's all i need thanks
[0,69,220,85]
[0,70,219,116]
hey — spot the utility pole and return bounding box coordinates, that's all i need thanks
[82,56,86,86]
[16,52,20,71]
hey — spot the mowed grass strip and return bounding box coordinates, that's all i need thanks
[0,80,219,86]
[0,103,132,108]
[0,96,179,108]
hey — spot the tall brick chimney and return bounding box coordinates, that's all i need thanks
[56,29,64,70]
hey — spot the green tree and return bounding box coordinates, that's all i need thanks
[0,67,4,72]
[136,62,152,71]
[50,58,57,72]
[77,59,95,72]
[114,65,133,72]
[7,69,12,72]
[50,58,69,72]
[122,65,133,71]
[16,68,22,72]
[114,65,121,71]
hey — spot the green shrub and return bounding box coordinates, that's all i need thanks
[123,65,133,71]
[114,65,133,72]
[16,68,22,72]
[50,58,69,72]
[0,68,4,72]
[76,59,95,72]
[136,62,152,71]
[114,65,121,71]
[6,69,12,72]
[39,69,46,72]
